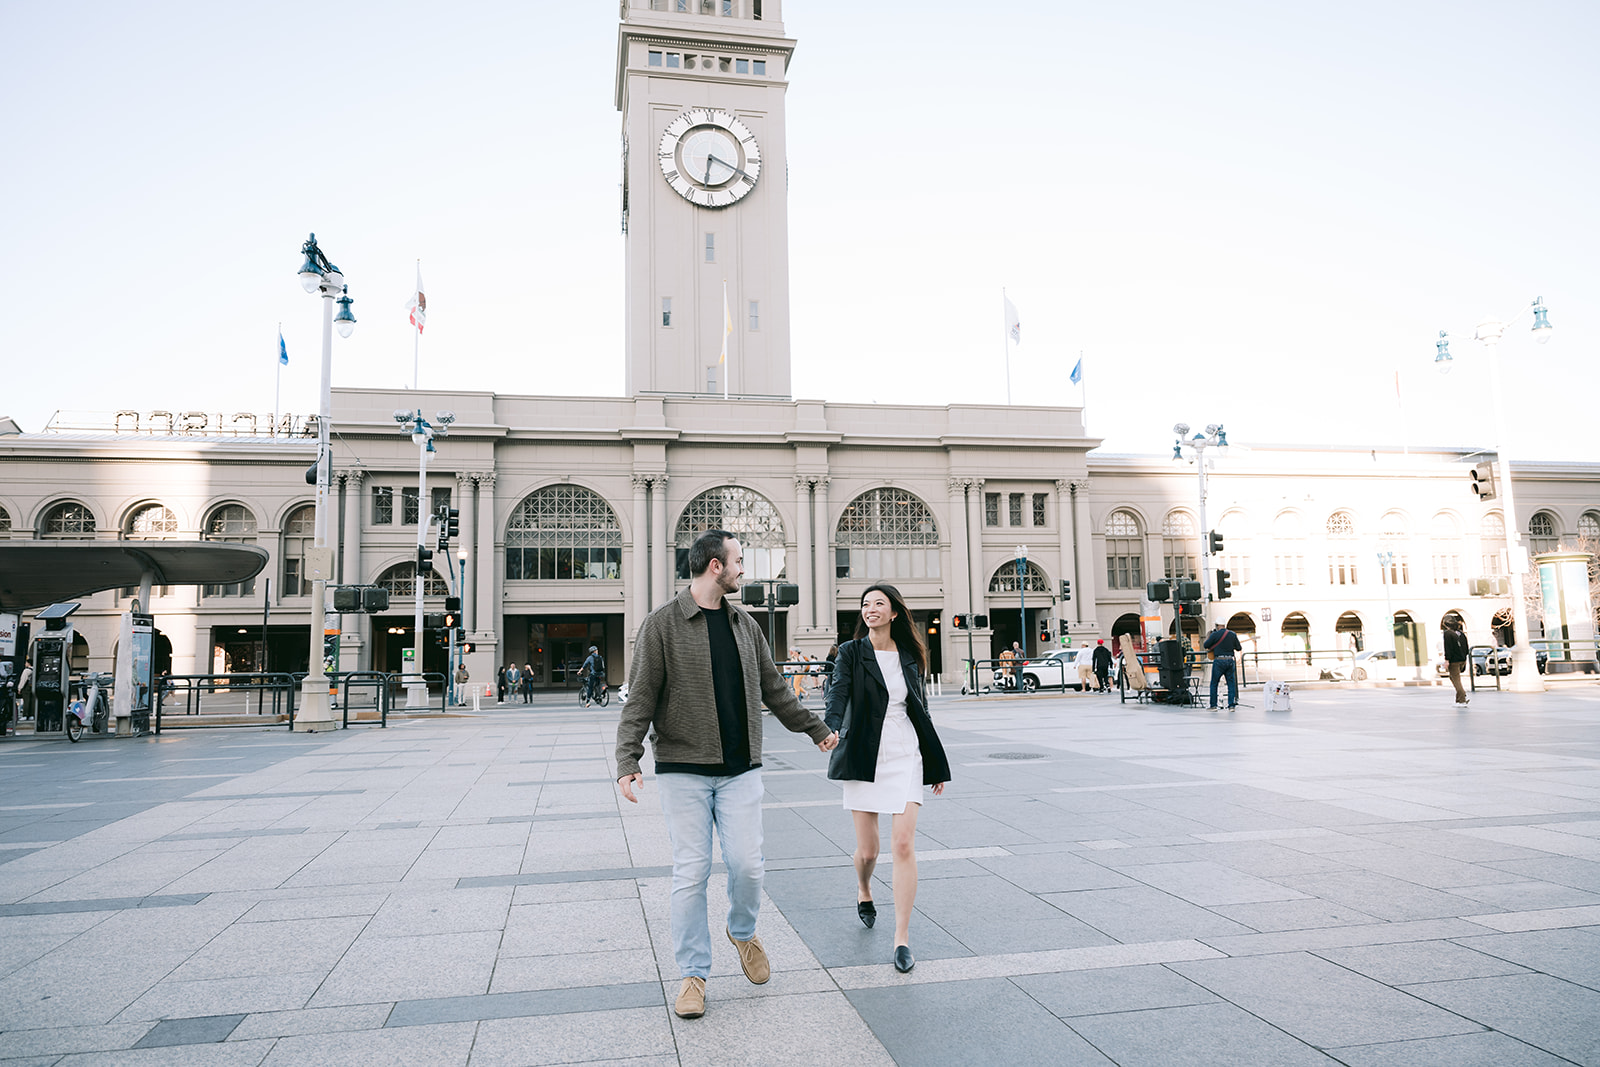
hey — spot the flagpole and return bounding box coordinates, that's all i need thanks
[274,322,282,436]
[1002,288,1012,405]
[1079,350,1087,436]
[413,259,420,391]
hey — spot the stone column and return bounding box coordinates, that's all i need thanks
[650,475,671,610]
[631,474,650,624]
[475,472,498,656]
[338,470,366,668]
[793,475,814,631]
[967,479,986,614]
[456,472,477,630]
[812,476,831,633]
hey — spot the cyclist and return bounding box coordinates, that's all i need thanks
[580,645,606,708]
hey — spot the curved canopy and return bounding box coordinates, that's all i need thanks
[0,541,269,612]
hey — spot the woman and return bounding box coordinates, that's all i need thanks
[824,583,951,973]
[522,663,535,703]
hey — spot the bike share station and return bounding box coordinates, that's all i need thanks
[0,540,269,741]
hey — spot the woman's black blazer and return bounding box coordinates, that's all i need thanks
[823,637,951,784]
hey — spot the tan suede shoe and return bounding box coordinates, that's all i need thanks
[674,976,706,1018]
[727,928,771,984]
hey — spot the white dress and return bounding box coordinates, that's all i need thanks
[842,650,925,814]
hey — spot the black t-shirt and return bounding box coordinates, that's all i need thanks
[656,602,756,777]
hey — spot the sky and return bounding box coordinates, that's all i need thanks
[2,1,1596,462]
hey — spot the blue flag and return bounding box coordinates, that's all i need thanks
[1069,357,1083,385]
[278,329,289,366]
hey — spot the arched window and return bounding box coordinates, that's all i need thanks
[1104,510,1143,590]
[1272,510,1306,585]
[1431,512,1462,585]
[1327,511,1358,585]
[1336,611,1365,652]
[125,504,178,539]
[505,485,622,580]
[1528,512,1559,555]
[203,504,257,596]
[40,501,95,540]
[1579,512,1600,541]
[281,505,316,596]
[835,488,939,580]
[988,559,1049,594]
[1327,511,1356,538]
[1481,512,1507,575]
[1161,510,1199,580]
[0,505,11,539]
[675,486,786,580]
[377,561,449,598]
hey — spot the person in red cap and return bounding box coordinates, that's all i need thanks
[1091,639,1113,693]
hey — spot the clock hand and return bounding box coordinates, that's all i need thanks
[706,154,751,182]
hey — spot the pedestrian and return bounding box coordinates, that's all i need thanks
[580,645,605,707]
[997,643,1017,689]
[823,643,839,701]
[1203,621,1243,710]
[825,583,950,973]
[504,663,519,703]
[496,664,508,704]
[1091,639,1113,692]
[522,663,535,703]
[790,649,809,700]
[453,661,470,705]
[1075,643,1095,692]
[1443,617,1470,705]
[616,529,838,1020]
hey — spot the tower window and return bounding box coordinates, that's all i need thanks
[753,0,762,17]
[754,59,766,75]
[719,57,731,72]
[735,58,748,74]
[648,51,663,66]
[661,297,672,327]
[666,53,680,68]
[705,233,715,262]
[722,0,732,14]
[676,0,688,10]
[748,300,759,330]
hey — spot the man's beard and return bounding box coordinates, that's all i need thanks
[715,567,740,597]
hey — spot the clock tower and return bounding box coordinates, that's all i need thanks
[616,0,795,398]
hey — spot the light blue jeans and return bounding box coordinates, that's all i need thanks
[656,769,765,979]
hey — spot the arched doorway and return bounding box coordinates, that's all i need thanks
[1282,612,1311,664]
[1335,611,1364,652]
[1226,612,1256,638]
[1110,612,1144,651]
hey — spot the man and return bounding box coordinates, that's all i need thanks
[1075,643,1095,692]
[1443,617,1470,705]
[580,645,604,707]
[504,662,520,704]
[616,530,838,1020]
[1203,621,1243,710]
[452,660,470,705]
[1091,639,1113,692]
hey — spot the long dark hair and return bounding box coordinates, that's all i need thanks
[853,582,927,676]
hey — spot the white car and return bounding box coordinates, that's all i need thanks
[1019,650,1090,692]
[1332,649,1400,682]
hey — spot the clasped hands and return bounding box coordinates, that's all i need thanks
[617,730,839,804]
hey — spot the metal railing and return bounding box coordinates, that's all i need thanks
[337,671,389,728]
[1239,649,1358,686]
[387,672,447,714]
[155,672,299,733]
[776,659,832,706]
[1531,638,1600,676]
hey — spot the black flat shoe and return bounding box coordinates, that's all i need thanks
[857,901,876,928]
[893,945,914,973]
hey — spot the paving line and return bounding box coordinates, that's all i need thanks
[827,938,1225,989]
[0,803,94,811]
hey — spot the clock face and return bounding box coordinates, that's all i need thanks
[658,107,762,208]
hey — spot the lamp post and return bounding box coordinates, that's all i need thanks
[1376,548,1397,658]
[393,408,454,707]
[293,234,355,732]
[1171,423,1228,628]
[1435,297,1551,693]
[1015,545,1028,657]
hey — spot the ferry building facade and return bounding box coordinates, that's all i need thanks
[3,0,1594,688]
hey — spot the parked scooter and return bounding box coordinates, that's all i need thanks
[65,673,112,742]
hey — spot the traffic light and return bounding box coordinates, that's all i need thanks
[1039,622,1051,644]
[333,586,361,612]
[424,613,446,630]
[951,614,966,630]
[1175,580,1202,602]
[443,612,457,629]
[1216,569,1233,600]
[1059,620,1069,638]
[436,507,460,550]
[417,545,434,572]
[1208,530,1224,554]
[1059,579,1072,602]
[452,626,465,644]
[1470,462,1497,501]
[460,641,474,655]
[444,596,461,614]
[1177,599,1205,617]
[973,614,989,628]
[361,586,390,612]
[776,583,800,605]
[1147,581,1171,602]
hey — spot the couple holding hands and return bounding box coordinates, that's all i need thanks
[616,530,950,1019]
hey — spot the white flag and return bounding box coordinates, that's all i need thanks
[405,266,426,334]
[1004,296,1021,344]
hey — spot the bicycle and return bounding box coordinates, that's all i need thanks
[66,673,111,742]
[577,677,610,707]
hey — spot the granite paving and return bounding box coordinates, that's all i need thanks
[0,681,1597,1064]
